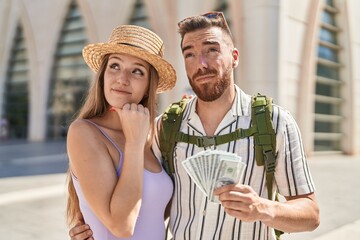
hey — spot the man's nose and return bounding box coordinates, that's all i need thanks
[197,55,208,69]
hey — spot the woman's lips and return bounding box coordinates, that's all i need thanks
[111,88,131,94]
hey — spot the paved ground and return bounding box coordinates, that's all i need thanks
[282,154,360,240]
[0,140,68,178]
[0,174,67,240]
[0,140,359,239]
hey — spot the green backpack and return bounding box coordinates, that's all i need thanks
[159,93,283,239]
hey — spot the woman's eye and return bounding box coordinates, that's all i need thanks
[133,68,144,76]
[109,63,119,70]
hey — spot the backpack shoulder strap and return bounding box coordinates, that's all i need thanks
[251,93,283,239]
[251,93,277,199]
[159,98,190,178]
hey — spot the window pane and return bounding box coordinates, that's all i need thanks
[60,30,87,43]
[316,64,339,80]
[315,102,330,115]
[314,140,340,151]
[13,49,27,60]
[319,28,337,44]
[315,121,340,133]
[8,71,28,83]
[315,82,340,97]
[64,18,84,30]
[318,45,338,62]
[57,43,84,56]
[321,11,336,26]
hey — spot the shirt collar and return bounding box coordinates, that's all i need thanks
[232,85,251,117]
[186,85,251,134]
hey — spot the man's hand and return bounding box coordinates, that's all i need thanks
[69,222,94,240]
[214,183,320,233]
[213,184,271,222]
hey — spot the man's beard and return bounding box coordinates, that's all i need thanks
[188,65,232,102]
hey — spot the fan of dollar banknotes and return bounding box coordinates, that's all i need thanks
[182,149,247,203]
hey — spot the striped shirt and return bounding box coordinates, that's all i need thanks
[154,85,316,240]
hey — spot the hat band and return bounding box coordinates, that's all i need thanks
[118,42,161,57]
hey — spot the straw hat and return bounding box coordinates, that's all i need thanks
[83,25,176,93]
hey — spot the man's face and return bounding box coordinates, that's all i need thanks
[181,27,237,102]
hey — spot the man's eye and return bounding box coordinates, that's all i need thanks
[209,48,218,52]
[184,53,194,59]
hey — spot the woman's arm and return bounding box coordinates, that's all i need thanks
[68,119,145,238]
[68,104,150,238]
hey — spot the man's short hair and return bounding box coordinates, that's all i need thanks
[177,12,233,47]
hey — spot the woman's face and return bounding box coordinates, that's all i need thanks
[104,53,150,108]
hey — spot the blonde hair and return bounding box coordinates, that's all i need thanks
[66,54,159,226]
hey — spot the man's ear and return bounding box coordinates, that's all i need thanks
[232,48,239,68]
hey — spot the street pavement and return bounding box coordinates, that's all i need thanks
[0,140,359,240]
[0,140,68,178]
[282,154,360,240]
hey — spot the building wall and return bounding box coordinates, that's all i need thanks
[0,0,359,155]
[343,0,360,154]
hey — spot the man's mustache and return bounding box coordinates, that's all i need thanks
[192,69,218,80]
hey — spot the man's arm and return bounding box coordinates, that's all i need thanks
[69,222,93,240]
[214,184,320,233]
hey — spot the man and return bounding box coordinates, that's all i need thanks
[69,12,319,240]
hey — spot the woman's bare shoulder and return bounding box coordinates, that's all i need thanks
[67,119,104,152]
[68,119,96,136]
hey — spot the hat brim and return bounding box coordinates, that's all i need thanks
[83,43,176,93]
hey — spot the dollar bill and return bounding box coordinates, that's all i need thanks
[181,150,246,204]
[209,156,246,203]
[182,155,207,195]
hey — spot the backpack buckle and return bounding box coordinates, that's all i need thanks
[197,136,216,148]
[263,150,276,173]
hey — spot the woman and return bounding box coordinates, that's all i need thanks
[66,25,176,240]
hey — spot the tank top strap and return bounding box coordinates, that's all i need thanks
[82,119,123,176]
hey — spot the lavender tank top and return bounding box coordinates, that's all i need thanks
[71,120,173,240]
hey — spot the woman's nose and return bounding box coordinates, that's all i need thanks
[116,72,129,85]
